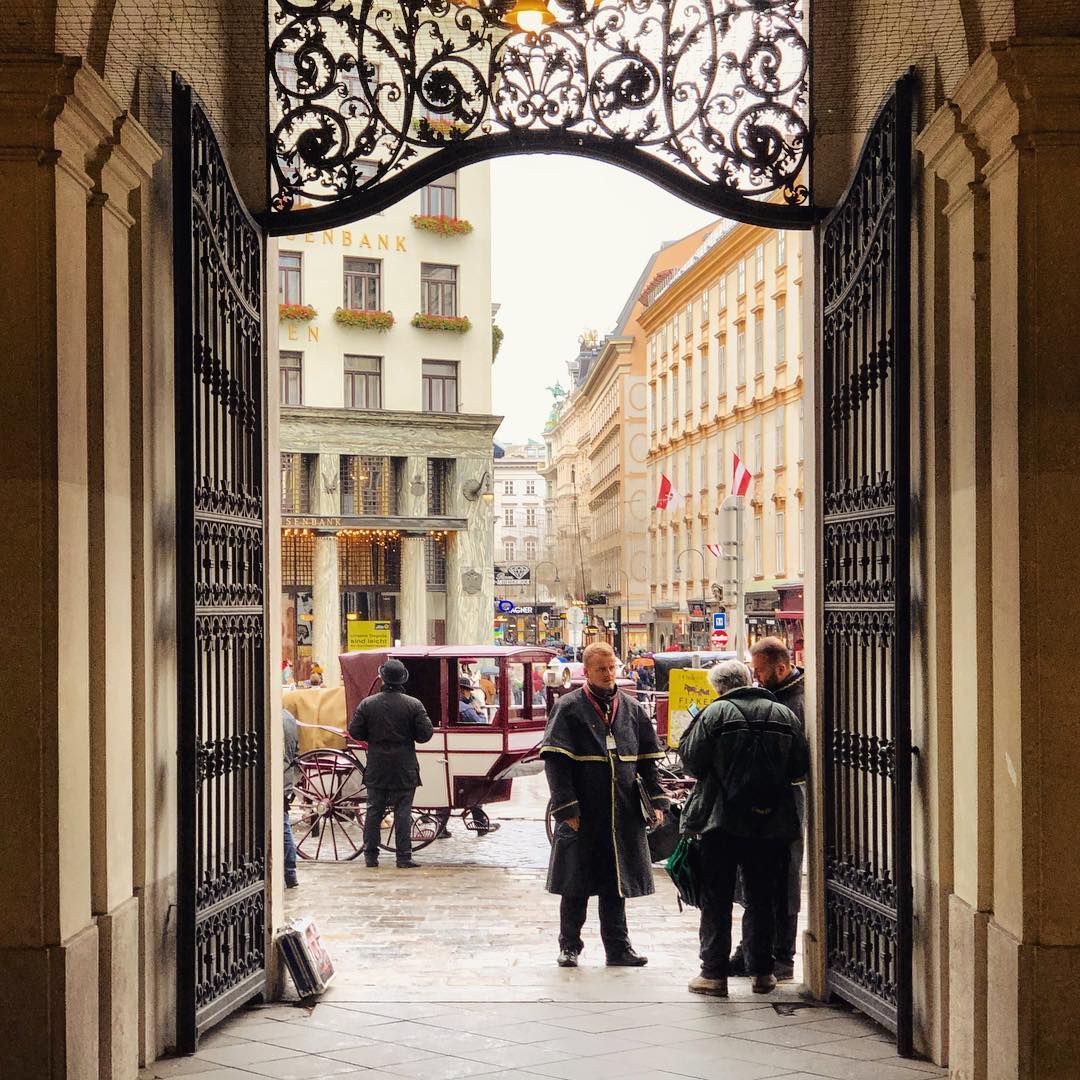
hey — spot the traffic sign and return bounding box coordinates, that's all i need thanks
[711,611,727,632]
[497,599,514,613]
[711,628,729,648]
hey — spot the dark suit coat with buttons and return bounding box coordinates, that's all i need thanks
[348,687,434,790]
[541,687,669,898]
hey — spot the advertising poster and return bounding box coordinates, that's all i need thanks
[346,619,392,651]
[667,668,715,748]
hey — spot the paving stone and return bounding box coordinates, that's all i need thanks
[319,1044,439,1068]
[194,1042,305,1067]
[236,1058,369,1079]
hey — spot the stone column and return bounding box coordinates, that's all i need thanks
[447,457,494,645]
[0,58,157,1080]
[311,454,341,685]
[398,455,428,644]
[86,108,159,1080]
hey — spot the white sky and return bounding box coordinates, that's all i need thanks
[489,155,716,443]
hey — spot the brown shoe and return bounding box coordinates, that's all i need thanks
[688,974,728,997]
[752,973,777,994]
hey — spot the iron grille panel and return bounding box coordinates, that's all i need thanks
[339,533,402,587]
[266,0,811,230]
[341,454,398,516]
[425,533,448,586]
[282,531,315,586]
[174,75,268,1051]
[818,73,913,1053]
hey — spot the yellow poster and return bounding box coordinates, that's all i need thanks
[346,619,392,651]
[667,668,715,748]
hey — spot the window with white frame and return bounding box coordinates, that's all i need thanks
[685,302,693,335]
[736,328,746,385]
[420,263,458,316]
[755,243,764,283]
[716,441,724,483]
[718,275,727,309]
[684,360,692,413]
[774,404,786,465]
[504,507,515,527]
[344,257,381,311]
[683,455,691,496]
[344,354,382,409]
[717,342,726,395]
[660,376,668,427]
[504,540,515,562]
[754,314,764,376]
[798,507,805,572]
[737,259,746,296]
[753,515,763,576]
[775,511,786,574]
[525,479,535,495]
[702,289,710,323]
[752,419,762,472]
[798,397,805,461]
[525,538,537,561]
[504,480,514,495]
[735,424,744,466]
[525,507,536,527]
[700,347,709,401]
[776,229,786,266]
[776,299,787,365]
[698,454,707,491]
[672,370,679,421]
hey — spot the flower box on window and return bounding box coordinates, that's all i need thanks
[280,303,317,321]
[334,307,395,332]
[411,214,473,237]
[411,313,471,333]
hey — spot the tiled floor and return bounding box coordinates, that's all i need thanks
[141,779,946,1080]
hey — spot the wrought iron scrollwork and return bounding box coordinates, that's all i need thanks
[267,0,810,227]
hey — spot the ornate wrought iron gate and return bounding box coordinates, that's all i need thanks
[819,74,914,1053]
[173,76,268,1051]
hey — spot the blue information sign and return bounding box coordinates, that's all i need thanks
[712,611,727,632]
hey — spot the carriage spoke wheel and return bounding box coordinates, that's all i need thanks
[378,808,440,854]
[292,749,367,862]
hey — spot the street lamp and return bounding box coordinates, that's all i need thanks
[533,560,560,644]
[674,546,708,649]
[462,469,494,503]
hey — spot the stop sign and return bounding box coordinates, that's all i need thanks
[711,629,729,648]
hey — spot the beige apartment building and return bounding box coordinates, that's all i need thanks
[541,223,714,653]
[640,220,807,659]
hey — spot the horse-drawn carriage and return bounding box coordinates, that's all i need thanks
[289,645,555,861]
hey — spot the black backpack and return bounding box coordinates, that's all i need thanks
[719,699,791,825]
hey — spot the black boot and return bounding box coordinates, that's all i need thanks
[606,947,648,967]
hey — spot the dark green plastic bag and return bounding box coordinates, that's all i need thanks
[665,834,706,910]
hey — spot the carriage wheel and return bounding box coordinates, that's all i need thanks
[292,749,367,862]
[377,808,441,854]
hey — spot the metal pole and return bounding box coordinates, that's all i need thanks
[735,497,745,658]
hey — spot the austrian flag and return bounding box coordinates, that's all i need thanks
[655,473,683,510]
[732,453,752,497]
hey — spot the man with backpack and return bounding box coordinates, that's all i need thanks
[677,659,809,997]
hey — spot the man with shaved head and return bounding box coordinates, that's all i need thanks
[541,641,669,968]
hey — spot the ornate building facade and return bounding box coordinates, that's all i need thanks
[275,166,497,677]
[640,219,807,659]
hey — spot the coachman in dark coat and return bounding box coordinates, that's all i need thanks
[541,643,669,968]
[348,658,433,868]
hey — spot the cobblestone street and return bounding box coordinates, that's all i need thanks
[141,778,945,1080]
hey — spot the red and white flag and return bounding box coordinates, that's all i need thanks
[732,453,752,497]
[705,542,725,559]
[655,473,684,511]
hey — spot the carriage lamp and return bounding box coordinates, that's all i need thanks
[462,469,494,503]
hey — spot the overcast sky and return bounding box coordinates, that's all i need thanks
[489,155,716,443]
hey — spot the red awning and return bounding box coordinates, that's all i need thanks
[776,611,804,620]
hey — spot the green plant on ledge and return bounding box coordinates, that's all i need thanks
[492,323,504,359]
[334,307,395,332]
[279,303,317,321]
[411,214,474,237]
[411,313,472,333]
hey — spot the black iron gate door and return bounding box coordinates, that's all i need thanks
[173,75,268,1051]
[819,74,914,1054]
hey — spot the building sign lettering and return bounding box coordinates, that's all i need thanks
[494,563,531,586]
[287,230,408,252]
[346,619,392,651]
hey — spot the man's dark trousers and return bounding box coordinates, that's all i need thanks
[559,895,630,957]
[699,830,789,978]
[363,786,415,862]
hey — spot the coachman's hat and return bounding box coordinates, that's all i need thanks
[378,658,409,686]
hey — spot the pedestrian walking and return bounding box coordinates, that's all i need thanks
[283,707,300,889]
[727,636,807,981]
[348,658,434,869]
[541,641,669,968]
[678,659,809,997]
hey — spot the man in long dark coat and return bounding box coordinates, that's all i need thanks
[349,658,433,868]
[541,641,669,968]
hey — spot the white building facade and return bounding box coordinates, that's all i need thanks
[276,165,498,680]
[492,440,552,643]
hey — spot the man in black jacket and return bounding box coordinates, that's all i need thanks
[349,658,434,868]
[679,658,809,997]
[541,642,669,968]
